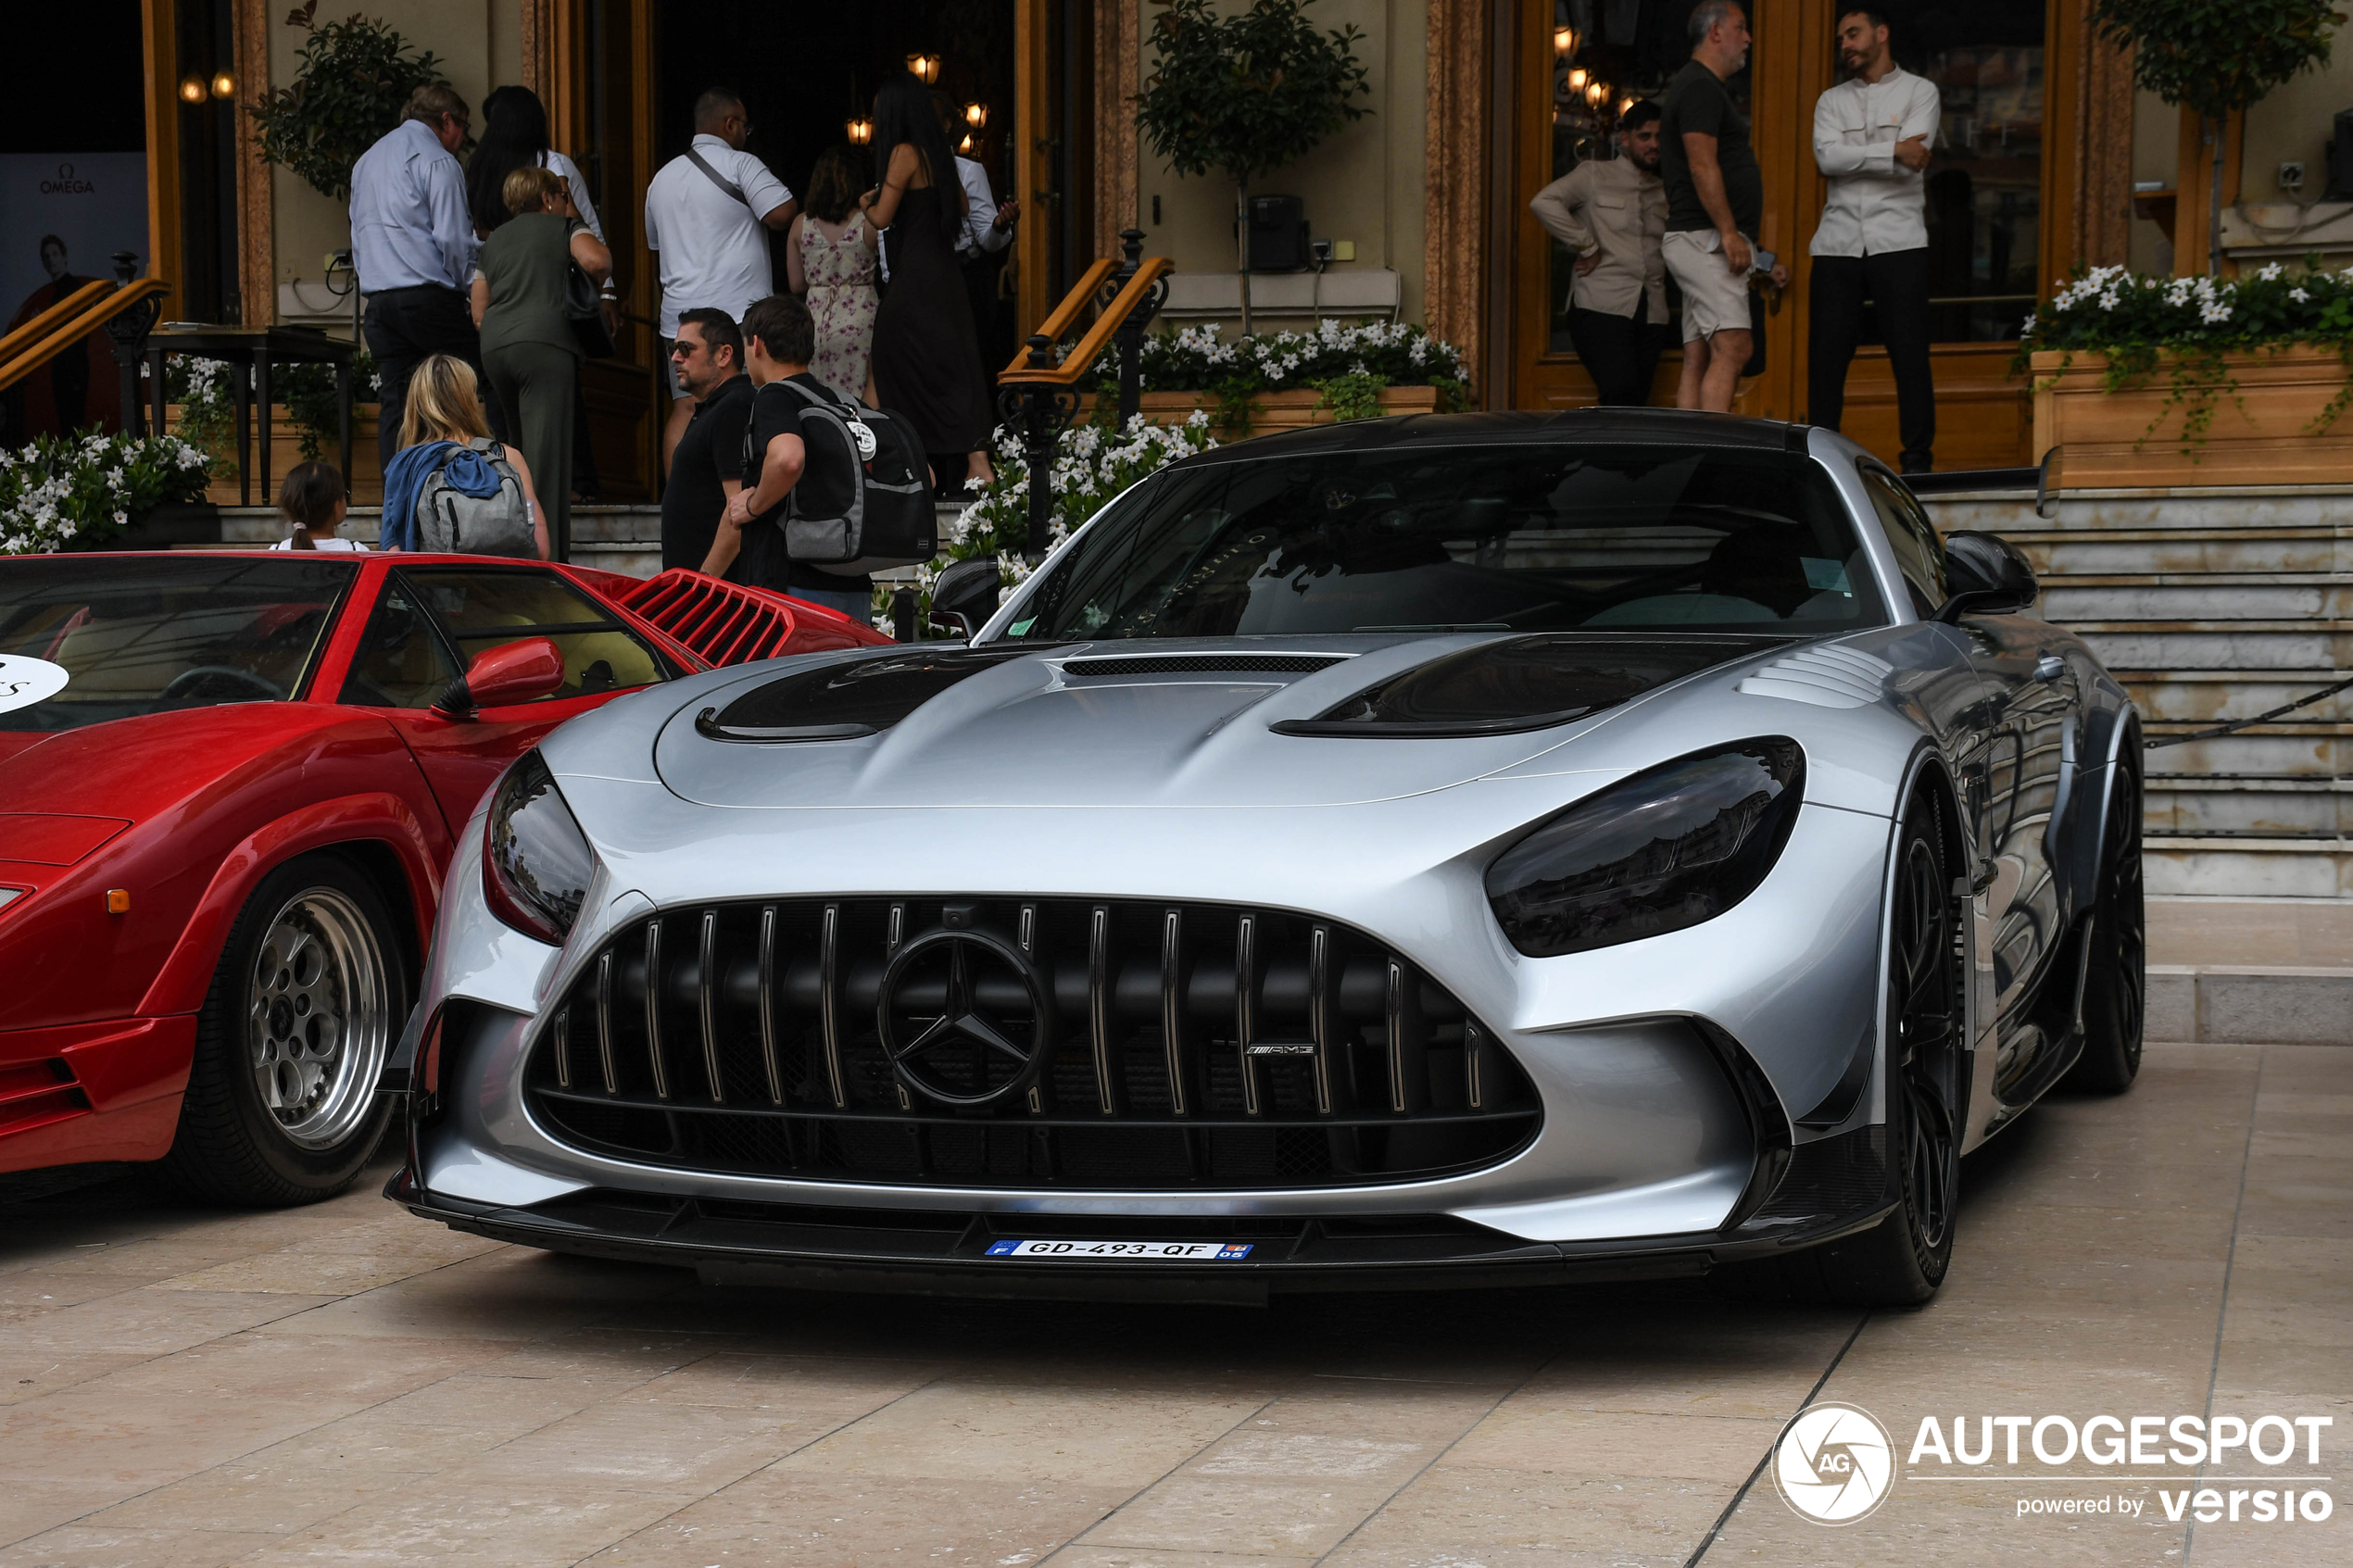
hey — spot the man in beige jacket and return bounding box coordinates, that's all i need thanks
[1528,101,1671,406]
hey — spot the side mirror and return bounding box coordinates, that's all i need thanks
[926,558,1003,641]
[1934,531,2038,623]
[433,636,565,717]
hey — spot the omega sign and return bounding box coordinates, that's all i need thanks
[41,164,95,195]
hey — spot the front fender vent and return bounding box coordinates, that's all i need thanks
[521,897,1541,1191]
[1735,645,1892,709]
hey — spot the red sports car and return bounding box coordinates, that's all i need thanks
[0,551,888,1203]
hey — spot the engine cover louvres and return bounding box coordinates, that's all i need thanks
[522,898,1541,1190]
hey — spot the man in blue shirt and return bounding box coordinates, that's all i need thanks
[350,85,495,464]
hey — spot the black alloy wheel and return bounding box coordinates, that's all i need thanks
[2066,746,2146,1094]
[1752,792,1963,1307]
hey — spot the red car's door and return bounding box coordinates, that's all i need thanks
[334,564,687,834]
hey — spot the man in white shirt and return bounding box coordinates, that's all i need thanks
[1808,7,1941,472]
[1529,100,1669,407]
[643,88,798,473]
[349,85,484,462]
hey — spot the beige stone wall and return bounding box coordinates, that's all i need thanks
[2241,53,2353,206]
[1131,0,1429,330]
[269,1,522,334]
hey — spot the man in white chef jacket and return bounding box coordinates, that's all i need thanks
[1808,6,1942,472]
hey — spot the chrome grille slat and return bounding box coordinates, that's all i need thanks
[757,906,783,1105]
[644,920,669,1099]
[524,897,1541,1191]
[698,910,724,1103]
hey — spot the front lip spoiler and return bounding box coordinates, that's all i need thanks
[384,1167,1894,1300]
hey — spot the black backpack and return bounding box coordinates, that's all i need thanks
[749,379,936,575]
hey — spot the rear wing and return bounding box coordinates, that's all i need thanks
[609,569,888,666]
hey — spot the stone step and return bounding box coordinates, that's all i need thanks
[2147,776,2353,837]
[2147,896,2353,1042]
[2108,670,2353,724]
[2040,582,2353,622]
[2147,838,2353,898]
[1936,486,2353,534]
[2020,535,2353,576]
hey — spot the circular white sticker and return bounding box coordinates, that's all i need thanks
[0,654,68,715]
[1772,1400,1895,1525]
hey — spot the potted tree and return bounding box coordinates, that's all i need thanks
[249,3,455,204]
[1135,0,1371,336]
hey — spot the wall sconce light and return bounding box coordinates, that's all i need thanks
[1566,68,1587,92]
[963,101,988,131]
[210,70,234,99]
[958,132,975,156]
[179,75,207,105]
[906,53,941,84]
[1585,80,1608,108]
[845,116,874,146]
[1553,25,1576,56]
[1619,95,1636,116]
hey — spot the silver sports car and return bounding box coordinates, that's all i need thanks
[386,411,2143,1306]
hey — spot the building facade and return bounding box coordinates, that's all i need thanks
[105,1,2353,485]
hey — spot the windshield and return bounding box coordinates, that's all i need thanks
[0,556,353,733]
[995,444,1888,642]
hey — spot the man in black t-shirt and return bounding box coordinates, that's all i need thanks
[1659,1,1786,413]
[661,308,752,571]
[709,295,875,621]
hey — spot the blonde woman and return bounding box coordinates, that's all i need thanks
[472,164,610,558]
[380,353,550,558]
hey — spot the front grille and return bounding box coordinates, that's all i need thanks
[522,897,1541,1189]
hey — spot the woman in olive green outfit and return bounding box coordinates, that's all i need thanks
[472,166,610,559]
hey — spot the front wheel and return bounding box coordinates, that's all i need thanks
[163,853,407,1205]
[1731,793,1962,1308]
[2065,747,2145,1094]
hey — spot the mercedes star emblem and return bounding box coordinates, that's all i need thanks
[875,927,1056,1107]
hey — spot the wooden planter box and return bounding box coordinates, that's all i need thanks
[163,403,384,506]
[2031,345,2353,488]
[1080,383,1443,435]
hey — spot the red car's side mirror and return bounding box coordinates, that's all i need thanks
[433,636,565,718]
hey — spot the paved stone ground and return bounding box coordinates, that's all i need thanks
[1,1042,2347,1568]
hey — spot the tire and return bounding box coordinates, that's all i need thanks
[162,852,407,1206]
[1723,792,1963,1308]
[2064,746,2145,1095]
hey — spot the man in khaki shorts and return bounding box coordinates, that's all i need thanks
[1660,1,1787,411]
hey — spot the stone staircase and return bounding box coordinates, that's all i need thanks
[1925,483,2353,902]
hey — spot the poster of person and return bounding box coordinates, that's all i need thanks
[0,153,148,440]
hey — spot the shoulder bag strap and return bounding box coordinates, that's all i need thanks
[683,146,755,212]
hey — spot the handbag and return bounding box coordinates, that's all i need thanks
[566,261,615,359]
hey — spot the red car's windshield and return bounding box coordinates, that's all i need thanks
[0,557,355,733]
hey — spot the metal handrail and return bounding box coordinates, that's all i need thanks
[0,280,112,369]
[1000,257,1174,387]
[0,279,170,395]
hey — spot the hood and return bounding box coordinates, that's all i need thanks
[0,703,352,826]
[634,633,1797,812]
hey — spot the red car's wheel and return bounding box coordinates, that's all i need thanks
[164,852,407,1205]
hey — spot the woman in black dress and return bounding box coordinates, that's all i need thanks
[862,72,995,495]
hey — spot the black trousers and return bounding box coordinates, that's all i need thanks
[1808,249,1935,471]
[362,284,504,460]
[1568,296,1672,407]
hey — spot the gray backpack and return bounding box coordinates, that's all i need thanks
[415,438,536,558]
[758,380,937,575]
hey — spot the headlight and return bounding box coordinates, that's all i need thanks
[484,750,596,946]
[1485,738,1805,957]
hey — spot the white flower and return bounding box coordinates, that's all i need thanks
[2291,286,2311,303]
[2259,263,2284,281]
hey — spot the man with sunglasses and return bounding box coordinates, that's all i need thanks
[659,308,753,573]
[644,88,798,476]
[351,85,497,466]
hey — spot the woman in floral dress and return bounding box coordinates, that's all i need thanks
[786,148,880,405]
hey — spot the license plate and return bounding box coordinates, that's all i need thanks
[985,1238,1254,1261]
